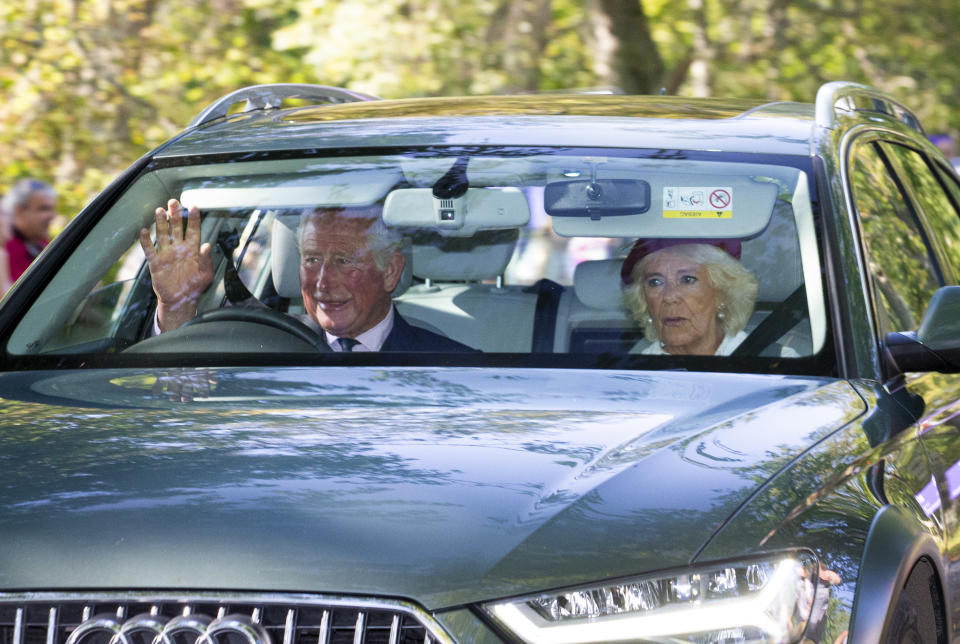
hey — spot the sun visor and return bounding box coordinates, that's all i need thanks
[179,170,401,209]
[382,187,530,236]
[550,176,779,238]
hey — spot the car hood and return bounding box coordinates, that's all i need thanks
[0,367,863,608]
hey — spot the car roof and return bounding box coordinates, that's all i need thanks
[155,94,819,159]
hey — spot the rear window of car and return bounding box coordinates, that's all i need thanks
[3,147,831,374]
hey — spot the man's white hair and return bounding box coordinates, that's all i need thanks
[297,205,402,271]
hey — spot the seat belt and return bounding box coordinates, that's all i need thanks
[525,278,564,353]
[217,232,266,308]
[731,285,807,357]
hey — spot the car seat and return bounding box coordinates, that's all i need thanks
[394,229,540,352]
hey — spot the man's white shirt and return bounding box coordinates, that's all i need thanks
[323,306,394,352]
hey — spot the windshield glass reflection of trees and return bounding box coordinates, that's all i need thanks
[12,153,817,364]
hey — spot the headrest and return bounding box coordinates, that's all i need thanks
[410,229,518,281]
[574,260,629,311]
[271,215,302,299]
[271,214,412,299]
[739,200,803,301]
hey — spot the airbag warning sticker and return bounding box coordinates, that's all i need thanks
[663,187,733,219]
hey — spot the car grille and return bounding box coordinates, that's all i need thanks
[0,593,448,644]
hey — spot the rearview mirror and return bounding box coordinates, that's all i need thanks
[544,179,651,218]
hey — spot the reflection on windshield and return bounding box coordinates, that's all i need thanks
[6,150,825,370]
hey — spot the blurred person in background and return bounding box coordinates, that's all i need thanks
[930,133,960,173]
[3,179,56,282]
[0,197,11,296]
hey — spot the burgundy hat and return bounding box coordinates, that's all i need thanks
[620,238,742,285]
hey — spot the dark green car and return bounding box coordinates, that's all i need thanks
[1,81,959,643]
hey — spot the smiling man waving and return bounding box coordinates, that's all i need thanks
[140,200,472,352]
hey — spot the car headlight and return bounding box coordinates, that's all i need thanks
[483,551,818,643]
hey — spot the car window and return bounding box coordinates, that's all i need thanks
[933,164,960,276]
[849,140,942,335]
[880,142,960,283]
[5,150,828,370]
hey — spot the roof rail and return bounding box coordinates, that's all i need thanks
[188,83,379,129]
[814,81,924,134]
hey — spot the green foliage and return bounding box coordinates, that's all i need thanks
[0,0,304,217]
[1,0,959,221]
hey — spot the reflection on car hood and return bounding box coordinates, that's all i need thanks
[0,367,863,607]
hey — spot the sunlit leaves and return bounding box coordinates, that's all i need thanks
[1,0,959,221]
[0,0,304,216]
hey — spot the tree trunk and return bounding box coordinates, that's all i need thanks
[765,0,789,99]
[499,0,554,92]
[589,0,664,94]
[688,0,711,96]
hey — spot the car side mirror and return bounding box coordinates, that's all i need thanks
[885,286,960,373]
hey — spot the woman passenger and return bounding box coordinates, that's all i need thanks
[621,239,758,356]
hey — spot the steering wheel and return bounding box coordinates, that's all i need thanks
[182,306,330,351]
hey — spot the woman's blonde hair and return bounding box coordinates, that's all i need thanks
[622,243,758,342]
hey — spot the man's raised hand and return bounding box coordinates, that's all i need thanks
[138,199,214,332]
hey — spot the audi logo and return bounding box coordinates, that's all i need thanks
[65,612,271,644]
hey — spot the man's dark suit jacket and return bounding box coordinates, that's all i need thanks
[304,308,475,352]
[380,311,475,352]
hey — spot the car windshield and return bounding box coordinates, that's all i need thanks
[5,147,830,374]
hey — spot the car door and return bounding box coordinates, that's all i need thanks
[883,141,960,638]
[849,133,960,634]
